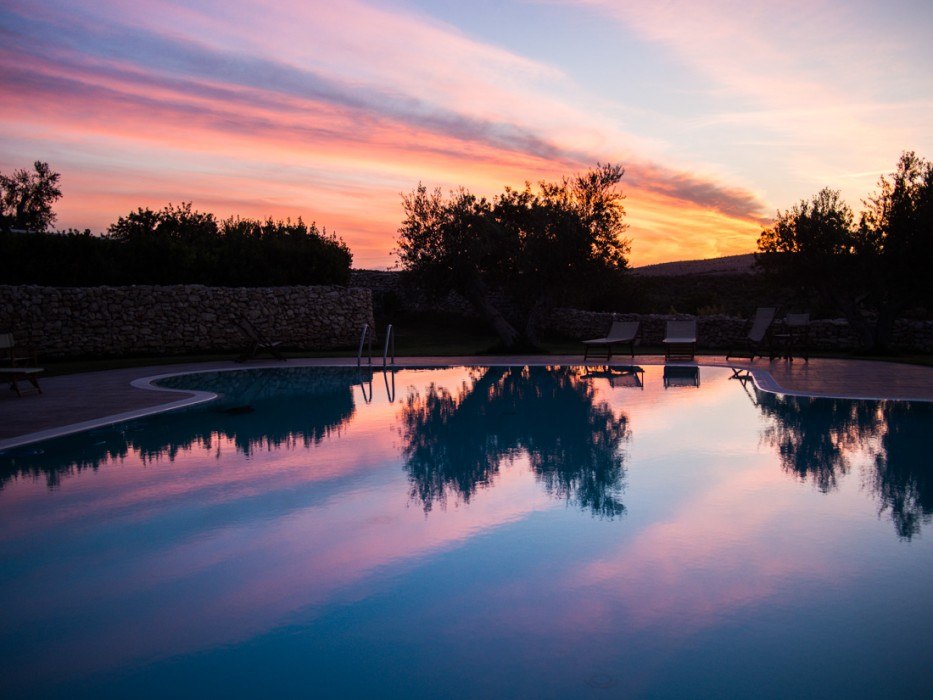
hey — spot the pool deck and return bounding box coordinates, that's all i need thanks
[1,354,931,450]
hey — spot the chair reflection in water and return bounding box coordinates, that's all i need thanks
[663,365,700,388]
[582,365,645,389]
[729,367,759,406]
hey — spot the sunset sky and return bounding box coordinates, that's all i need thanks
[2,0,931,268]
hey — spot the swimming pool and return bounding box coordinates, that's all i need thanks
[1,365,931,698]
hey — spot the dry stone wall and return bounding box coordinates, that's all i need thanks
[0,285,374,358]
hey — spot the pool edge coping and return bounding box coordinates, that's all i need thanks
[1,359,929,452]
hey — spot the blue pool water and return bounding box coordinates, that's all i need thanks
[1,365,931,698]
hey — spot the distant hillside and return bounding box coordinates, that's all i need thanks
[632,253,756,277]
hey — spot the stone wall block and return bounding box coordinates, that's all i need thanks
[0,285,374,357]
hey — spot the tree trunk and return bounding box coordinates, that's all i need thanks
[524,295,554,348]
[830,291,876,351]
[872,302,901,354]
[461,277,520,348]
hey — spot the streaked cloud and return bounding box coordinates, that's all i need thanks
[3,0,927,266]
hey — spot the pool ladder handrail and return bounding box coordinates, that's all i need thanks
[382,324,395,368]
[358,323,395,367]
[357,323,373,367]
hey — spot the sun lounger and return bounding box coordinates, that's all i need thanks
[0,332,37,366]
[726,307,776,360]
[0,366,43,396]
[662,319,697,361]
[582,320,640,360]
[0,332,43,396]
[235,316,286,362]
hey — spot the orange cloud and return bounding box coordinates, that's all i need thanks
[0,0,771,268]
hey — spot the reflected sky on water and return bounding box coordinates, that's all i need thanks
[1,366,931,698]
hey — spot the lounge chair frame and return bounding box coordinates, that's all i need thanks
[726,307,776,361]
[663,319,697,361]
[582,320,641,361]
[0,366,43,396]
[0,332,43,396]
[235,317,286,362]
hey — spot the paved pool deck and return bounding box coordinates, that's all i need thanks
[1,354,931,450]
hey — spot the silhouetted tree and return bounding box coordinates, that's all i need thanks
[397,164,630,348]
[757,152,933,351]
[855,151,933,346]
[0,161,62,232]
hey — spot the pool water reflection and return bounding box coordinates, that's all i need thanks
[0,365,931,698]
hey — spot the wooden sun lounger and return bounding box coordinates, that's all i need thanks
[0,366,43,396]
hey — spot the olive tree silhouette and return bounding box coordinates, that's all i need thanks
[0,161,62,232]
[397,164,630,349]
[756,151,933,352]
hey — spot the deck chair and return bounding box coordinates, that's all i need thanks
[0,332,43,396]
[0,366,44,396]
[774,312,810,362]
[726,307,775,360]
[0,332,37,366]
[663,319,697,361]
[582,320,640,360]
[235,317,286,362]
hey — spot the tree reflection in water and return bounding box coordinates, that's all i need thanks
[399,366,630,518]
[0,368,359,490]
[755,389,933,539]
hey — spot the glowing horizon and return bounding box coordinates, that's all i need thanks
[2,0,930,268]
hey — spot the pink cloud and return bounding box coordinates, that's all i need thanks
[0,0,770,267]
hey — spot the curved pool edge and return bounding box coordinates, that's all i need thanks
[0,380,218,452]
[1,357,929,452]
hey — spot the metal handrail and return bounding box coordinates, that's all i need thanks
[357,368,373,404]
[382,324,395,367]
[383,367,396,403]
[357,324,373,367]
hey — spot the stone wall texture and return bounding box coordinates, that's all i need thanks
[543,308,933,353]
[0,285,374,358]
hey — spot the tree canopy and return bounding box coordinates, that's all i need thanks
[0,202,352,286]
[756,151,932,351]
[0,161,62,232]
[397,163,630,347]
